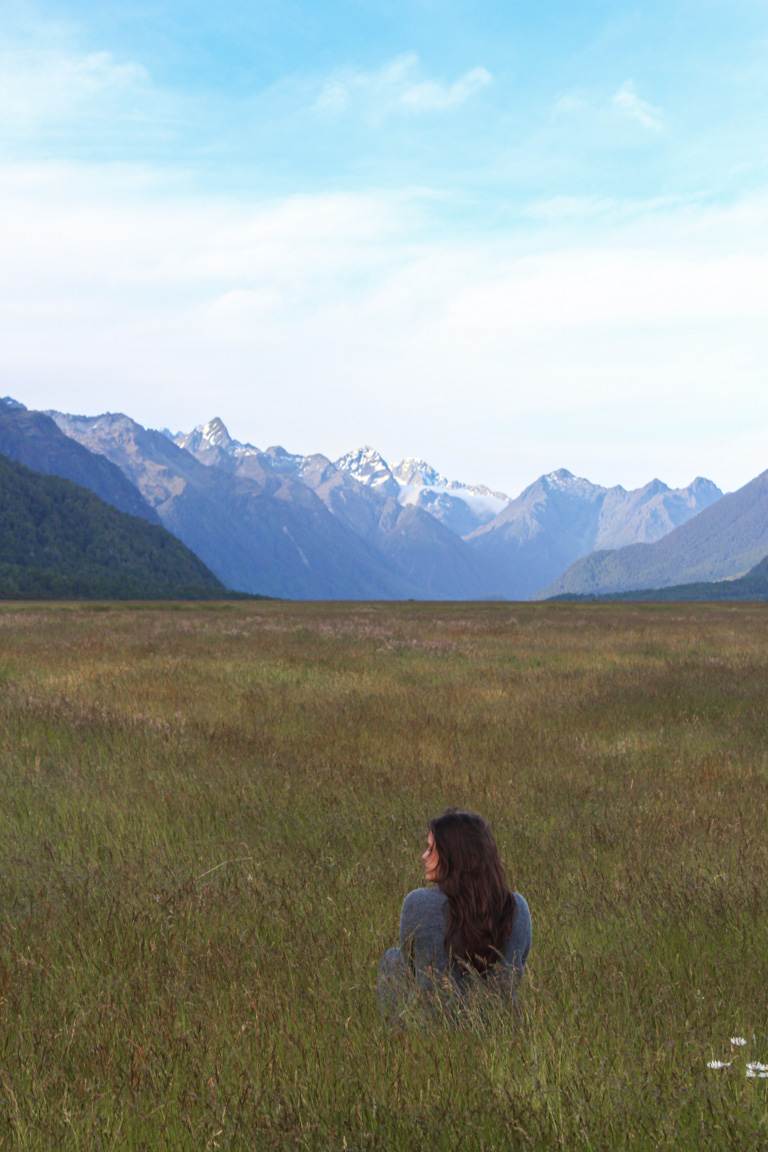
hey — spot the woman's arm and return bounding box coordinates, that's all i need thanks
[504,892,532,971]
[399,888,448,989]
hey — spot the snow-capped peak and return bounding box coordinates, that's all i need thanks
[1,396,26,411]
[199,416,232,448]
[335,446,511,531]
[335,446,397,490]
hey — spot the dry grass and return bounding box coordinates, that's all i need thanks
[1,600,767,1149]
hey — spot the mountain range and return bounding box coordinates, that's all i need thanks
[165,416,721,598]
[465,469,721,600]
[4,394,766,601]
[546,469,768,597]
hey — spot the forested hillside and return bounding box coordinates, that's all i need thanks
[0,453,227,599]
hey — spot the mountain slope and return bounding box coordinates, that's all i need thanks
[1,398,158,523]
[546,470,768,597]
[0,452,225,599]
[51,412,418,599]
[467,469,722,599]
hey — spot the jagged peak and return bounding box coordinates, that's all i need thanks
[538,468,600,491]
[335,446,399,494]
[640,478,670,496]
[393,457,445,487]
[198,416,232,446]
[174,417,260,458]
[688,476,722,494]
[337,444,390,466]
[336,446,389,470]
[1,396,26,411]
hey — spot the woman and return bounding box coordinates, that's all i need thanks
[378,808,532,1022]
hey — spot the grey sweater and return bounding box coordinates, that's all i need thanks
[399,886,532,990]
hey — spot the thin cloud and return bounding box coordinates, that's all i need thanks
[0,45,150,130]
[401,67,492,111]
[314,53,492,116]
[554,83,664,132]
[612,81,664,131]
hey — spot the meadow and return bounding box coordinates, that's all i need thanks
[1,599,767,1150]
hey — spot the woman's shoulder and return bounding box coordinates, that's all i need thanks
[401,886,447,911]
[399,887,448,933]
[399,887,449,952]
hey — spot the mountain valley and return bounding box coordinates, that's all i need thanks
[4,396,763,602]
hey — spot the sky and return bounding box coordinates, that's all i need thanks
[1,0,767,496]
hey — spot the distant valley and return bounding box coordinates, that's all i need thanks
[3,394,766,601]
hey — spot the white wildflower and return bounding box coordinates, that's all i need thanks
[746,1068,768,1079]
[706,1060,732,1069]
[730,1037,747,1047]
[746,1062,768,1074]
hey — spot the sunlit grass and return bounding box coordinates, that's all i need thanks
[1,600,767,1149]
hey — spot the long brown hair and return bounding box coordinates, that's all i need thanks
[429,808,516,976]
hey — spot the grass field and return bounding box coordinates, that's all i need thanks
[1,600,767,1150]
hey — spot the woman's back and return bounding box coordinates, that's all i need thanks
[399,886,532,992]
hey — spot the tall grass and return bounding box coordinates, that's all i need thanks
[1,601,767,1149]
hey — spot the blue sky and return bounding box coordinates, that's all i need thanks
[1,0,767,493]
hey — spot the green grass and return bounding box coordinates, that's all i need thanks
[1,600,767,1150]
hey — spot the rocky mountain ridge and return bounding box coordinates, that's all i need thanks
[545,469,768,597]
[51,410,422,599]
[162,415,727,598]
[167,420,493,598]
[1,396,747,600]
